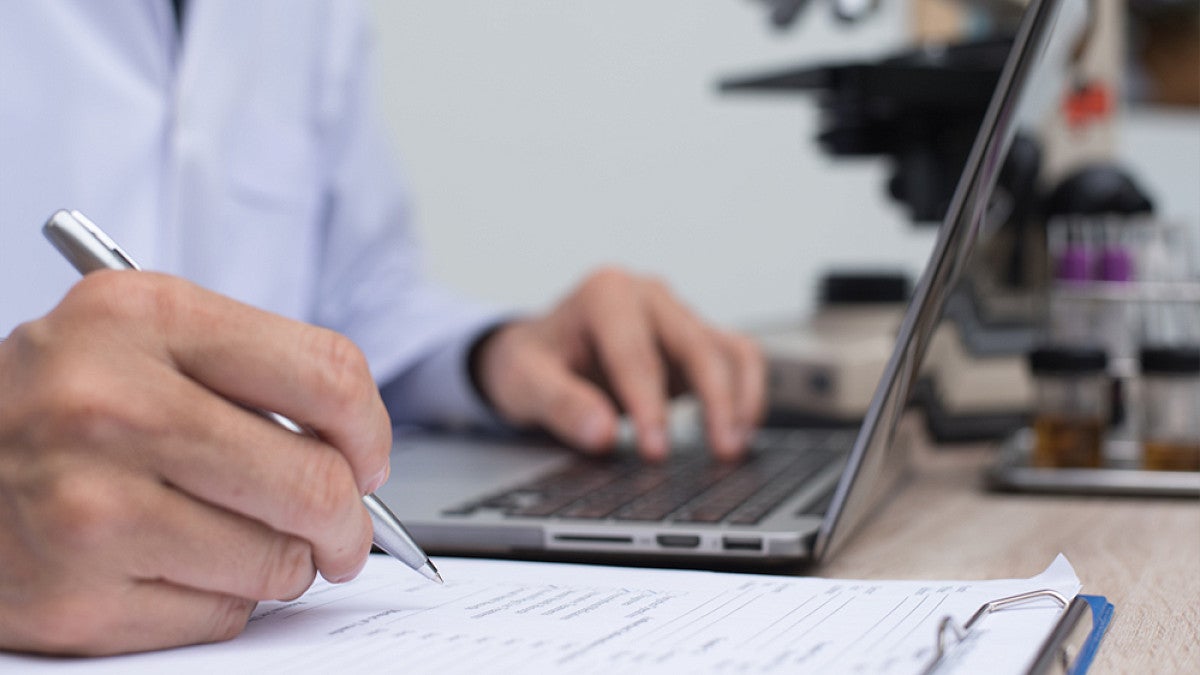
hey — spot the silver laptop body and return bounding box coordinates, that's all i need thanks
[377,0,1077,567]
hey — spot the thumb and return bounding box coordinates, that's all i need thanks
[500,350,620,453]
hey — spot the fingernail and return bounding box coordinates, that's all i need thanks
[578,413,610,450]
[642,426,668,459]
[330,563,365,584]
[723,427,744,454]
[328,567,356,584]
[367,465,390,494]
[742,426,757,448]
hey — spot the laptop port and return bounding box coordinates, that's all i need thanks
[656,534,701,549]
[722,537,763,551]
[552,534,633,544]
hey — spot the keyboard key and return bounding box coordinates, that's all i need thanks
[476,431,848,525]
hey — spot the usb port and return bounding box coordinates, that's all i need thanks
[656,534,701,549]
[721,537,763,551]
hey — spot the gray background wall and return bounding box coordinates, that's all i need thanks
[367,1,1199,327]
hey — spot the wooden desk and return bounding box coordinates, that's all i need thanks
[818,422,1200,673]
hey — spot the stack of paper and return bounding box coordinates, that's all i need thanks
[2,555,1081,673]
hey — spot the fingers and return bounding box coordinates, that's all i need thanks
[17,580,255,657]
[74,272,392,495]
[720,330,768,444]
[115,581,256,654]
[581,272,766,459]
[144,366,374,584]
[8,469,275,656]
[578,274,671,460]
[643,287,768,460]
[125,480,318,601]
[473,268,767,461]
[645,288,740,458]
[33,462,320,601]
[514,348,619,453]
[164,292,393,494]
[46,272,379,582]
[474,323,620,452]
[0,272,386,656]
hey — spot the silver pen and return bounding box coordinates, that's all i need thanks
[43,209,443,585]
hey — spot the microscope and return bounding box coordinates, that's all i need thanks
[730,0,1196,447]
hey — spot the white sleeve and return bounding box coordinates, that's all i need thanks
[312,2,506,427]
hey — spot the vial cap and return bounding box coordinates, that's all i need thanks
[1028,346,1108,374]
[1139,346,1200,375]
[819,272,910,305]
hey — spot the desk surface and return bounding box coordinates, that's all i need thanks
[818,423,1200,673]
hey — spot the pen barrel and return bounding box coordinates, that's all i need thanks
[362,493,428,571]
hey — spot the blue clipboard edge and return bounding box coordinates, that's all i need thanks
[1068,595,1114,675]
[1028,593,1114,674]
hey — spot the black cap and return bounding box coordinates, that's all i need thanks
[1045,164,1154,218]
[1028,346,1108,374]
[1140,345,1200,375]
[820,271,911,305]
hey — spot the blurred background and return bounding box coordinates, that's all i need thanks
[366,0,1198,328]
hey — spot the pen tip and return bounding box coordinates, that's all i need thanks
[418,561,444,585]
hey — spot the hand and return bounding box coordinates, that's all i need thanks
[472,268,765,461]
[0,271,391,655]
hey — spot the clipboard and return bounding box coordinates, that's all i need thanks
[923,589,1115,674]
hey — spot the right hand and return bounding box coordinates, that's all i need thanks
[0,271,392,656]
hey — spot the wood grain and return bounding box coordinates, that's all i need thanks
[814,417,1200,673]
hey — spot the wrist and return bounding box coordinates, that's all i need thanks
[465,320,514,416]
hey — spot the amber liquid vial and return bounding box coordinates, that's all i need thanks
[1033,415,1105,468]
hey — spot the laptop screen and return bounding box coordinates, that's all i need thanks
[814,0,1087,560]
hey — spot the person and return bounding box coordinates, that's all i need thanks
[0,0,765,657]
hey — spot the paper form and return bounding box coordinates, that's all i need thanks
[0,555,1080,674]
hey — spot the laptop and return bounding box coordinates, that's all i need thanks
[377,0,1080,567]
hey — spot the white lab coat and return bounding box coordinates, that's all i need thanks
[0,0,499,426]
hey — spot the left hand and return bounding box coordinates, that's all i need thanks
[472,268,765,461]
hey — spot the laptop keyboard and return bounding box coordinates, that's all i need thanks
[443,430,852,526]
